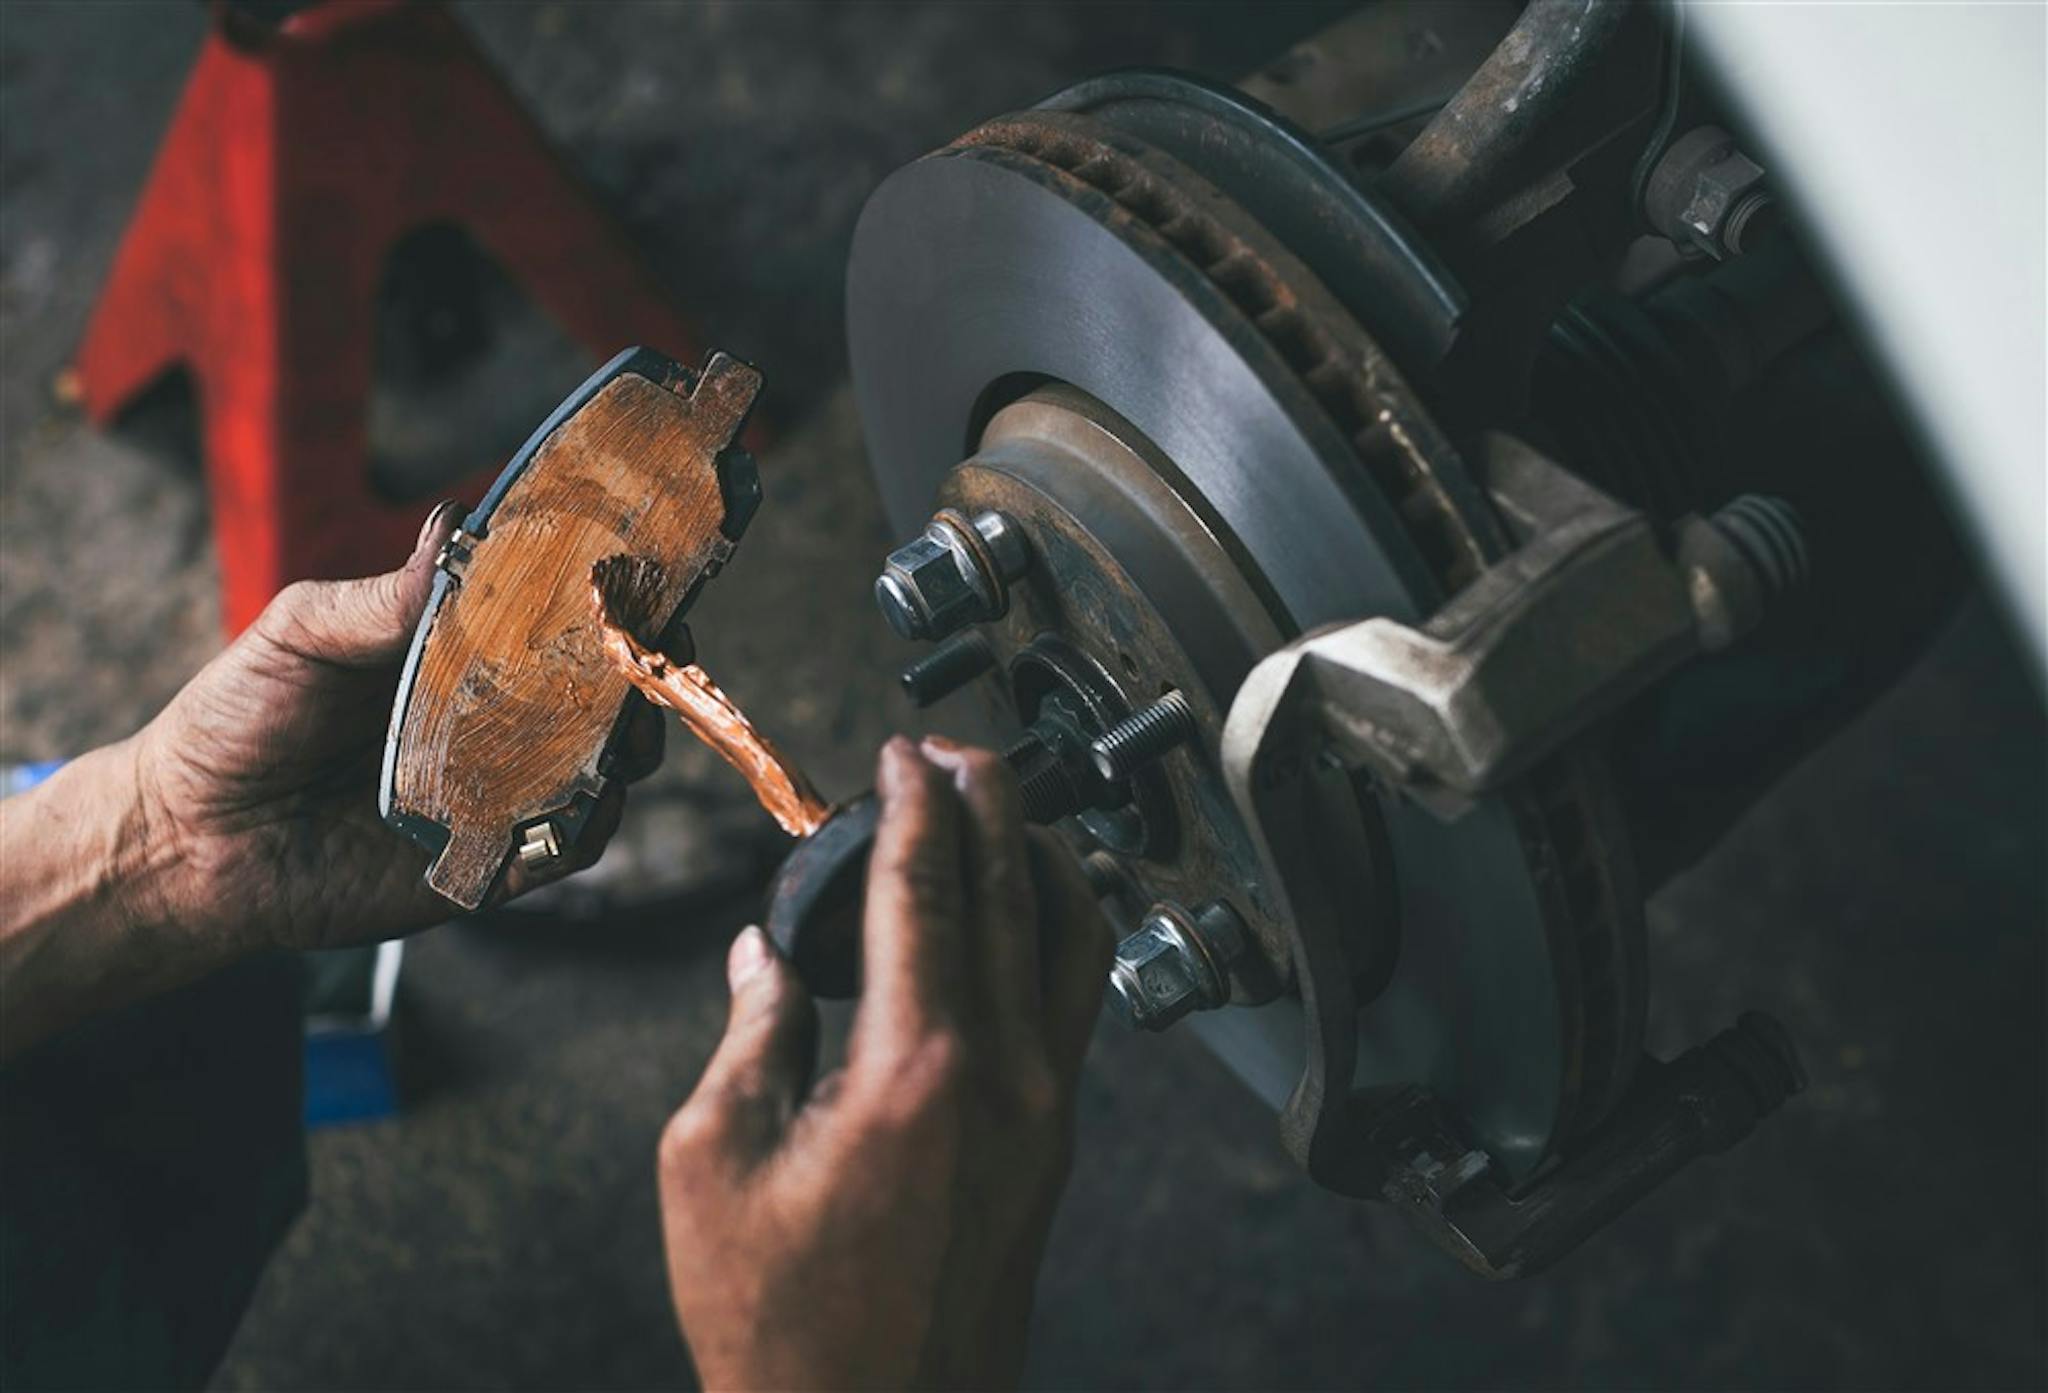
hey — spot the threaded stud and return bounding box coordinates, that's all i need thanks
[1089,690,1197,783]
[1016,760,1080,825]
[898,631,995,708]
[1003,729,1084,824]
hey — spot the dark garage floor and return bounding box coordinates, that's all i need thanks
[1,4,2043,1389]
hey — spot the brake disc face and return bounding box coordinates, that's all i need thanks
[846,83,1642,1182]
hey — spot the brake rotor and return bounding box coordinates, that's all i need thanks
[846,78,1642,1182]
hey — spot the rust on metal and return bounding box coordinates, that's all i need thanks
[591,555,832,839]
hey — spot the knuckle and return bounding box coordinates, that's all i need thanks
[258,580,324,639]
[883,743,937,799]
[868,1030,968,1121]
[902,1030,969,1097]
[273,578,324,616]
[657,1101,724,1174]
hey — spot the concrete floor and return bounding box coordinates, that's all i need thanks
[2,3,2042,1389]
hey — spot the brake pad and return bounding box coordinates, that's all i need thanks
[380,347,762,909]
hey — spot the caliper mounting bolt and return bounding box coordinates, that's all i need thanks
[1644,125,1776,260]
[874,508,1031,641]
[898,630,996,707]
[1089,689,1197,782]
[1107,898,1246,1032]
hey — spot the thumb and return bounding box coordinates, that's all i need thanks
[251,499,464,668]
[687,926,820,1164]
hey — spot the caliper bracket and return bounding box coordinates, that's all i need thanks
[1284,433,1772,818]
[1219,431,1803,1274]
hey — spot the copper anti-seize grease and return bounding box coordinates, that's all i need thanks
[591,555,833,838]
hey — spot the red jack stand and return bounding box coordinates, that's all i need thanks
[70,1,721,634]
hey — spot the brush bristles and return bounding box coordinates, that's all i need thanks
[591,554,671,646]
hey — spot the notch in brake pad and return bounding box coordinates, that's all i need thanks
[379,346,763,910]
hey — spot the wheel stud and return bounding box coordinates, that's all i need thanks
[898,631,995,707]
[1090,689,1197,782]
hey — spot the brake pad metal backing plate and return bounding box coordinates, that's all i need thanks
[381,348,761,910]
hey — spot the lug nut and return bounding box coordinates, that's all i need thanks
[1089,689,1197,783]
[898,631,995,707]
[1107,899,1246,1032]
[874,508,1031,641]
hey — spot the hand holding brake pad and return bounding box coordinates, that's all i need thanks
[380,348,763,910]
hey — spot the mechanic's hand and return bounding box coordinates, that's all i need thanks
[128,500,662,953]
[659,736,1113,1391]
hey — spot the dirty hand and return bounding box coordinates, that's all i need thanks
[659,736,1114,1390]
[129,500,662,952]
[0,500,659,1058]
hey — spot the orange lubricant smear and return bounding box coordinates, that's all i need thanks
[591,557,832,838]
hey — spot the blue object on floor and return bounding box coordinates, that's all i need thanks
[302,940,404,1128]
[303,1030,399,1127]
[11,756,403,1128]
[3,760,67,797]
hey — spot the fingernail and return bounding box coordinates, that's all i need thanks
[918,735,974,791]
[727,924,773,989]
[414,499,463,556]
[877,734,920,793]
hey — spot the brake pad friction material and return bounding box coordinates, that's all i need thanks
[381,347,762,909]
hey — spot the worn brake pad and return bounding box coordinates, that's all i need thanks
[379,347,762,909]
